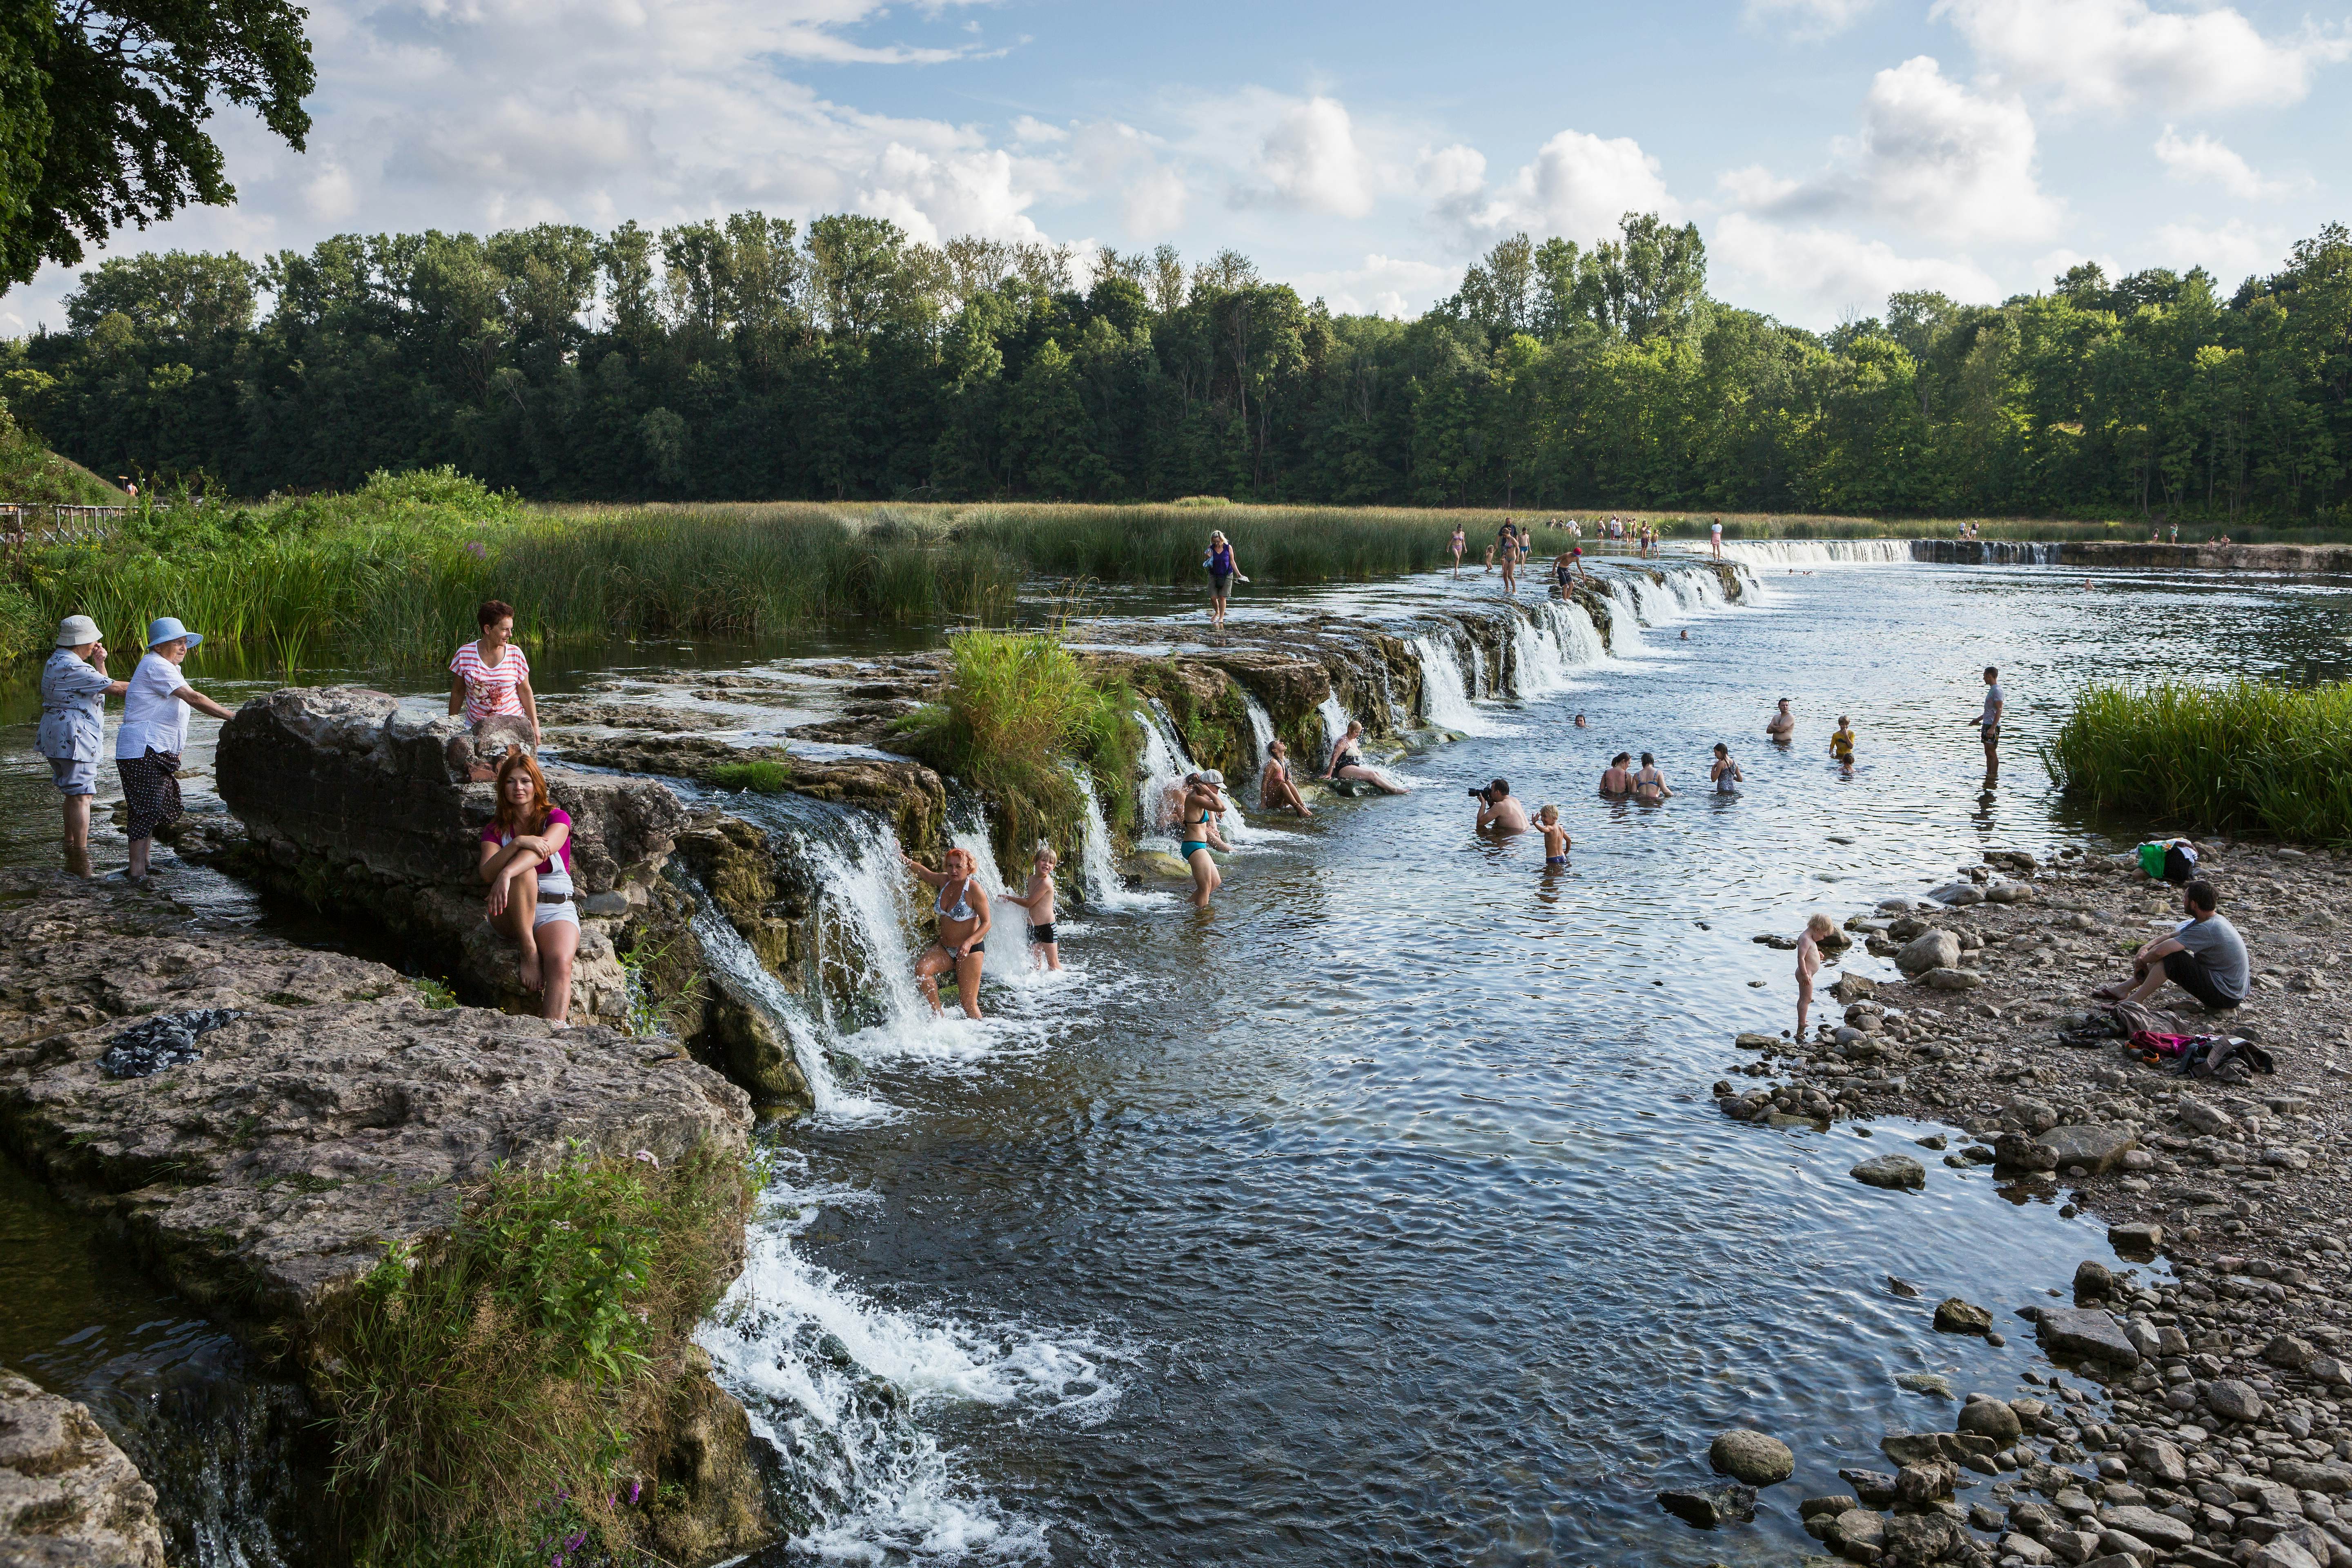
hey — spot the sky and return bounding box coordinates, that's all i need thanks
[4,0,2349,334]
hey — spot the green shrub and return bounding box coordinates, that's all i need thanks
[2045,679,2352,844]
[314,1145,749,1567]
[710,759,790,794]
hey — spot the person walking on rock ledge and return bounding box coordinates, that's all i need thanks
[39,615,127,877]
[116,618,233,882]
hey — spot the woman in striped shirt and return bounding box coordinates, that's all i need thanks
[448,599,539,746]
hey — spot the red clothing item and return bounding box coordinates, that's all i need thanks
[481,806,574,876]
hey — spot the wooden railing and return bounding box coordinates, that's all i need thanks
[0,501,128,570]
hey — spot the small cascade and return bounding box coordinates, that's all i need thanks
[1242,693,1278,768]
[1409,633,1497,735]
[1910,538,2063,566]
[1602,579,1647,653]
[1317,695,1353,767]
[1538,599,1610,667]
[1133,705,1190,840]
[686,884,866,1122]
[1717,537,1915,566]
[1369,659,1409,733]
[948,804,1013,896]
[797,813,931,1049]
[1076,772,1165,909]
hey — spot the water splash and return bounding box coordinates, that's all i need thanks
[1317,695,1352,768]
[1716,537,1914,566]
[1408,633,1499,735]
[686,886,878,1124]
[1076,771,1167,911]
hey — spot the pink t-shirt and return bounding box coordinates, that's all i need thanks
[450,640,530,723]
[481,806,574,878]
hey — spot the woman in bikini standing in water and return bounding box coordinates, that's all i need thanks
[1450,525,1466,577]
[1179,771,1233,909]
[902,844,992,1018]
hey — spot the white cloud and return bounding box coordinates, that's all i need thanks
[1290,252,1458,317]
[1716,165,1800,207]
[1933,0,2351,111]
[1251,96,1376,217]
[1744,57,2060,244]
[2153,127,2296,200]
[2152,218,2285,287]
[855,143,1045,245]
[1010,116,1068,146]
[1744,0,1875,39]
[1426,129,1674,241]
[1711,212,2002,323]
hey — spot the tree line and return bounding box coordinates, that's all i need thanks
[4,210,2349,520]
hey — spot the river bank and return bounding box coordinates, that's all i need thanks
[1714,839,2352,1567]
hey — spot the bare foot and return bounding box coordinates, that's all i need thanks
[519,944,543,991]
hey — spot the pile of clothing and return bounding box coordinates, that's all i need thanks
[2061,1000,2276,1079]
[97,1008,243,1079]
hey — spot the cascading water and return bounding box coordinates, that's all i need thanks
[1717,538,1915,566]
[1539,599,1610,668]
[1077,771,1165,909]
[1242,694,1278,769]
[1408,633,1498,735]
[686,883,871,1123]
[1138,700,1254,845]
[1601,579,1648,653]
[1317,695,1352,767]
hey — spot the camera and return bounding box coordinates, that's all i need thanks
[1467,785,1490,802]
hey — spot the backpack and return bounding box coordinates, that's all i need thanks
[2138,840,2198,883]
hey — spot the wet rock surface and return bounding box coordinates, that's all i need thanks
[0,1368,167,1568]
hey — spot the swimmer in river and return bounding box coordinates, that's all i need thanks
[1600,751,1634,795]
[1709,742,1742,795]
[1538,804,1570,868]
[1632,752,1672,803]
[1678,628,1689,641]
[1178,771,1232,909]
[1765,697,1796,744]
[1322,719,1409,796]
[1259,737,1313,817]
[1795,912,1833,1036]
[1831,715,1856,775]
[902,844,991,1019]
[999,844,1061,972]
[1574,713,1587,728]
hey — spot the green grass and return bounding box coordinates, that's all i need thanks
[710,759,790,794]
[893,627,1141,850]
[0,396,123,506]
[2045,679,2352,845]
[312,1145,749,1567]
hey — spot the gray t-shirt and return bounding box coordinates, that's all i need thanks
[2173,913,2248,1001]
[1980,683,2005,728]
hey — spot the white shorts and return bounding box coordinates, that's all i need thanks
[532,874,579,930]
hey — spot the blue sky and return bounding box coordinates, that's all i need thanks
[4,0,2347,333]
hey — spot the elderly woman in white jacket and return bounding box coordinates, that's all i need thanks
[116,617,233,881]
[38,615,128,875]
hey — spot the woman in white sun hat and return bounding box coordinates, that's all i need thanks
[38,615,128,875]
[116,617,234,881]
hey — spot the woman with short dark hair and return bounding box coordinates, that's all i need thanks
[448,598,538,747]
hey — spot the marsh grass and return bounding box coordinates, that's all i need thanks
[2045,679,2352,845]
[314,1144,748,1568]
[893,627,1143,849]
[710,759,790,793]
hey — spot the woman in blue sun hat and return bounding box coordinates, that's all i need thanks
[116,617,234,881]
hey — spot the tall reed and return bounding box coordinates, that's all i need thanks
[2045,679,2352,844]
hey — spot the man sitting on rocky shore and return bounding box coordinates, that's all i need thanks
[2095,878,2248,1013]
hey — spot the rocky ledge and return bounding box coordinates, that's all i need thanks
[0,1369,167,1567]
[1705,842,2352,1568]
[0,870,772,1563]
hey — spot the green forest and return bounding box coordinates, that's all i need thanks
[4,211,2349,521]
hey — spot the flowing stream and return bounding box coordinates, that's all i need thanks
[11,552,2352,1565]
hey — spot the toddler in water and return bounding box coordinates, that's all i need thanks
[1002,845,1062,971]
[1538,805,1570,868]
[1795,913,1833,1036]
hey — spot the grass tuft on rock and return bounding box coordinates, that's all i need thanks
[2045,679,2352,845]
[312,1144,750,1568]
[893,627,1141,852]
[710,759,791,794]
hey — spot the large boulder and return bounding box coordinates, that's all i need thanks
[1896,930,1961,976]
[2035,1308,2140,1368]
[0,1369,166,1567]
[1709,1430,1795,1486]
[2037,1124,2138,1175]
[1852,1155,1926,1191]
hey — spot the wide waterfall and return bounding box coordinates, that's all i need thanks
[1717,538,1915,566]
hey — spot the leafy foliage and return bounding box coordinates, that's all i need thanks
[11,212,2352,522]
[314,1145,748,1566]
[710,759,789,793]
[2046,679,2352,844]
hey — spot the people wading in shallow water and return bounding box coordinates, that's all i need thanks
[477,751,579,1023]
[117,618,232,882]
[1971,665,2004,785]
[449,598,540,751]
[1259,738,1313,817]
[1831,715,1856,775]
[1710,742,1743,795]
[1322,719,1408,795]
[1204,531,1247,630]
[1178,772,1232,909]
[1450,525,1466,577]
[903,844,992,1018]
[1000,844,1060,972]
[38,615,127,877]
[1474,777,1529,833]
[1632,752,1672,803]
[1765,698,1795,744]
[1538,804,1570,869]
[1600,752,1634,795]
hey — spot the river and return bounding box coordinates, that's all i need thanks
[5,547,2351,1566]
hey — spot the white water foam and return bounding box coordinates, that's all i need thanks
[1136,701,1278,850]
[1409,633,1503,735]
[1717,537,1914,566]
[1077,771,1168,911]
[687,891,882,1125]
[1317,695,1352,768]
[701,1160,1122,1565]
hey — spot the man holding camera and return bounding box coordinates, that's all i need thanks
[1473,777,1529,833]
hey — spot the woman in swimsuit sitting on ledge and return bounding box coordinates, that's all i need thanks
[903,844,991,1019]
